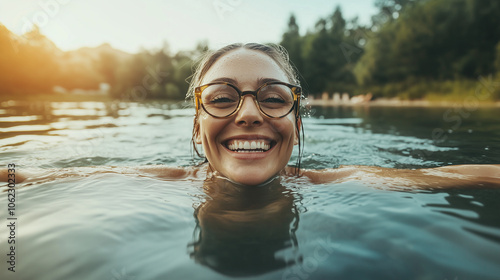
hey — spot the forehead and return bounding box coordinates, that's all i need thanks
[201,48,289,86]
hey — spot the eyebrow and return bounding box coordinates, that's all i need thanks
[206,77,285,87]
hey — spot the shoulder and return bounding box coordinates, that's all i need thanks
[134,165,205,180]
[285,165,369,184]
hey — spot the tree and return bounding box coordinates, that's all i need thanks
[372,0,419,26]
[280,14,304,80]
[495,41,500,74]
[0,24,62,94]
[355,0,500,94]
[302,6,357,95]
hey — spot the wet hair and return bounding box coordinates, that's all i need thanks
[188,43,304,175]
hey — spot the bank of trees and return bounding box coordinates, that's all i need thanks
[0,25,204,100]
[100,45,202,100]
[281,0,500,100]
[0,25,63,94]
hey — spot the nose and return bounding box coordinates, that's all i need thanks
[235,95,264,126]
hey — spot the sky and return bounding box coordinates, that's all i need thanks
[0,0,378,53]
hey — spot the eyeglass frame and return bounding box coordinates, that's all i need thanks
[194,81,302,119]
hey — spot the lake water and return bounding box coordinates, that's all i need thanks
[1,100,499,280]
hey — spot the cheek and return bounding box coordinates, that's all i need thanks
[198,117,227,144]
[270,117,296,139]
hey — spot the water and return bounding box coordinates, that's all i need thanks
[1,100,500,280]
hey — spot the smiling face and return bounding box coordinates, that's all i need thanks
[195,48,298,185]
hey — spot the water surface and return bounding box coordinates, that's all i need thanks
[1,101,499,280]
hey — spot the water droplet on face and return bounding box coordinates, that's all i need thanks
[484,147,489,150]
[468,129,473,133]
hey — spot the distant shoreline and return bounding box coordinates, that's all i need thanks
[305,98,500,107]
[2,94,500,108]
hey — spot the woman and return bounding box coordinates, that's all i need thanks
[3,43,500,188]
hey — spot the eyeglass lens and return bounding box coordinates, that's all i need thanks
[201,84,294,117]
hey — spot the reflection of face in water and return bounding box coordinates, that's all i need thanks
[188,175,301,276]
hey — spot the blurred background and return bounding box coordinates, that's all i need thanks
[1,4,499,279]
[1,0,499,102]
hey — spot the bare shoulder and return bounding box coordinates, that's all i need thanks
[299,165,367,184]
[134,165,205,180]
[298,164,500,189]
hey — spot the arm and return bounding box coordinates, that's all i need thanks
[301,164,500,189]
[427,164,500,178]
[1,165,203,184]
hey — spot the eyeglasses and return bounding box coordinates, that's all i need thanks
[194,81,301,118]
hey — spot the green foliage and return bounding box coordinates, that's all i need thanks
[2,0,500,101]
[106,43,206,101]
[281,14,303,73]
[165,83,182,99]
[281,7,362,96]
[495,41,500,73]
[355,0,500,99]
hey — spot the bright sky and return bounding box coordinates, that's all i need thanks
[0,0,378,53]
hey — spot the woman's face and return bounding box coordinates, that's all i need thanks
[196,48,298,185]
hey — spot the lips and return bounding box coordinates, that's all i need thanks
[223,136,275,153]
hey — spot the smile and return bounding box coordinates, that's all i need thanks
[224,139,274,153]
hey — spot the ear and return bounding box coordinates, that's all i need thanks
[294,117,302,145]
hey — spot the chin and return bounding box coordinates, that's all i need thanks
[227,170,277,186]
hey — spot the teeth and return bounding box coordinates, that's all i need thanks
[225,140,272,152]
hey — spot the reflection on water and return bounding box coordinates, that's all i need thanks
[425,188,500,243]
[302,105,500,168]
[1,100,499,169]
[0,100,195,168]
[1,174,499,280]
[189,176,300,276]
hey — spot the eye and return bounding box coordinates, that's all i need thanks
[204,90,239,109]
[202,84,239,107]
[261,96,285,104]
[210,96,236,104]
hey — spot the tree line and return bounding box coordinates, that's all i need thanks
[281,0,500,100]
[1,0,499,101]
